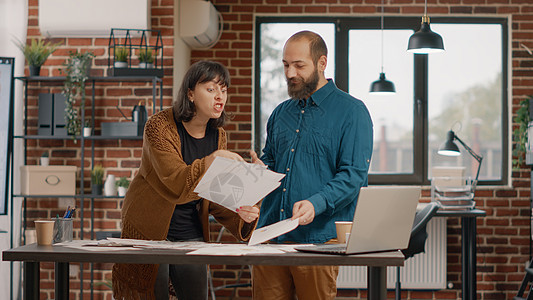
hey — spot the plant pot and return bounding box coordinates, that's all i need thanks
[117,186,127,197]
[92,184,103,196]
[40,157,49,166]
[139,62,154,69]
[114,61,128,68]
[83,127,91,137]
[29,65,41,77]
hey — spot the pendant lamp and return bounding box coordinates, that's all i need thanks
[407,0,445,54]
[370,0,396,94]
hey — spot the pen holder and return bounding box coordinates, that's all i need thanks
[53,218,73,243]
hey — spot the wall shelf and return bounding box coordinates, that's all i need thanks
[13,194,125,199]
[12,74,162,300]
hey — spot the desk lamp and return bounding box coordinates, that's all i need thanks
[438,130,483,192]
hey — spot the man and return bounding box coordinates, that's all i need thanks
[250,31,373,300]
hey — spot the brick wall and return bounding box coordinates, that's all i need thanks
[23,0,175,299]
[21,0,533,299]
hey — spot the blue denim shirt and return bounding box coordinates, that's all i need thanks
[258,79,373,243]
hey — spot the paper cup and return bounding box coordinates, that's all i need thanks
[335,221,353,244]
[35,220,55,246]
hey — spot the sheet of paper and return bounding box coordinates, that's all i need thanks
[194,156,285,212]
[248,218,300,246]
[186,244,286,255]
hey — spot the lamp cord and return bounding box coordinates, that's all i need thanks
[380,0,385,73]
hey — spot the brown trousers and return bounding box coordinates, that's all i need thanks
[252,265,339,300]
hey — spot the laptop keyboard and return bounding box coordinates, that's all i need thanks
[295,244,347,254]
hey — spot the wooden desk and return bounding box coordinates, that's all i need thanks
[3,242,405,300]
[435,208,486,300]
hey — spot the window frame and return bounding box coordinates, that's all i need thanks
[254,16,509,186]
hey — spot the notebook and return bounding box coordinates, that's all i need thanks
[295,186,421,255]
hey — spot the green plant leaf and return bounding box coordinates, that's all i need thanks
[512,96,532,170]
[14,38,62,67]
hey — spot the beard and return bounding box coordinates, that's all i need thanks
[286,68,319,100]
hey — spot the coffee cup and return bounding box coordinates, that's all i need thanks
[335,221,353,244]
[35,220,55,246]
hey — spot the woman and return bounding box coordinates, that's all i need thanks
[112,61,259,300]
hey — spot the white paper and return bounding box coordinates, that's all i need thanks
[186,244,287,255]
[194,156,285,212]
[248,218,300,246]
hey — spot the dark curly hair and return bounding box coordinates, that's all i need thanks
[173,60,230,128]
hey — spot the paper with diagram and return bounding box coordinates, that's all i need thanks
[194,156,285,212]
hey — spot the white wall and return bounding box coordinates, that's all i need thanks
[0,0,28,299]
[174,0,192,102]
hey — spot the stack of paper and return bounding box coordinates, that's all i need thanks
[194,156,285,212]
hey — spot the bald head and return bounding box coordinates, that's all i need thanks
[285,31,328,66]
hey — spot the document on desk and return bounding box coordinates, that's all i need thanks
[186,243,309,255]
[248,218,299,246]
[194,156,285,212]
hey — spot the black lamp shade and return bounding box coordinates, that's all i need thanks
[438,130,461,156]
[407,21,445,54]
[370,72,396,94]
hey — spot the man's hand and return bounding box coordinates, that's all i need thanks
[292,200,315,225]
[249,150,265,166]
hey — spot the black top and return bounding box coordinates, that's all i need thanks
[167,121,218,240]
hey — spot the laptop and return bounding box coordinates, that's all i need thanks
[295,186,421,255]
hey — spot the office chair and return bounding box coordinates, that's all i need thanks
[395,202,440,300]
[208,221,252,300]
[514,259,533,300]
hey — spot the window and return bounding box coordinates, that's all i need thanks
[254,17,508,186]
[256,22,335,149]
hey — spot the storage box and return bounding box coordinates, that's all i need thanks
[432,177,475,210]
[20,166,77,195]
[431,166,465,187]
[101,121,143,136]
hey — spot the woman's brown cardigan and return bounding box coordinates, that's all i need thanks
[112,108,255,299]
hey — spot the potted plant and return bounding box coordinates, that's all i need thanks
[83,120,91,137]
[91,164,104,195]
[114,47,129,68]
[94,278,113,299]
[40,151,50,166]
[512,96,532,169]
[62,51,94,136]
[138,48,154,69]
[115,177,130,197]
[14,38,61,76]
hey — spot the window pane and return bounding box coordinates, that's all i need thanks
[428,24,502,181]
[348,29,415,174]
[258,23,335,152]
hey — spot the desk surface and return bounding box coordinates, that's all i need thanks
[417,204,486,218]
[435,208,486,217]
[3,242,405,267]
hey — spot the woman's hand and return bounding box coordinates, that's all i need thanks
[205,150,244,169]
[249,150,265,166]
[237,205,259,223]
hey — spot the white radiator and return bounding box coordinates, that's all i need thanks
[337,217,447,290]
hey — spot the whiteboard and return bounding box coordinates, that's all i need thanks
[0,58,14,215]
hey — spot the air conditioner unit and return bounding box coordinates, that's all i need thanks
[39,0,150,37]
[179,0,223,49]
